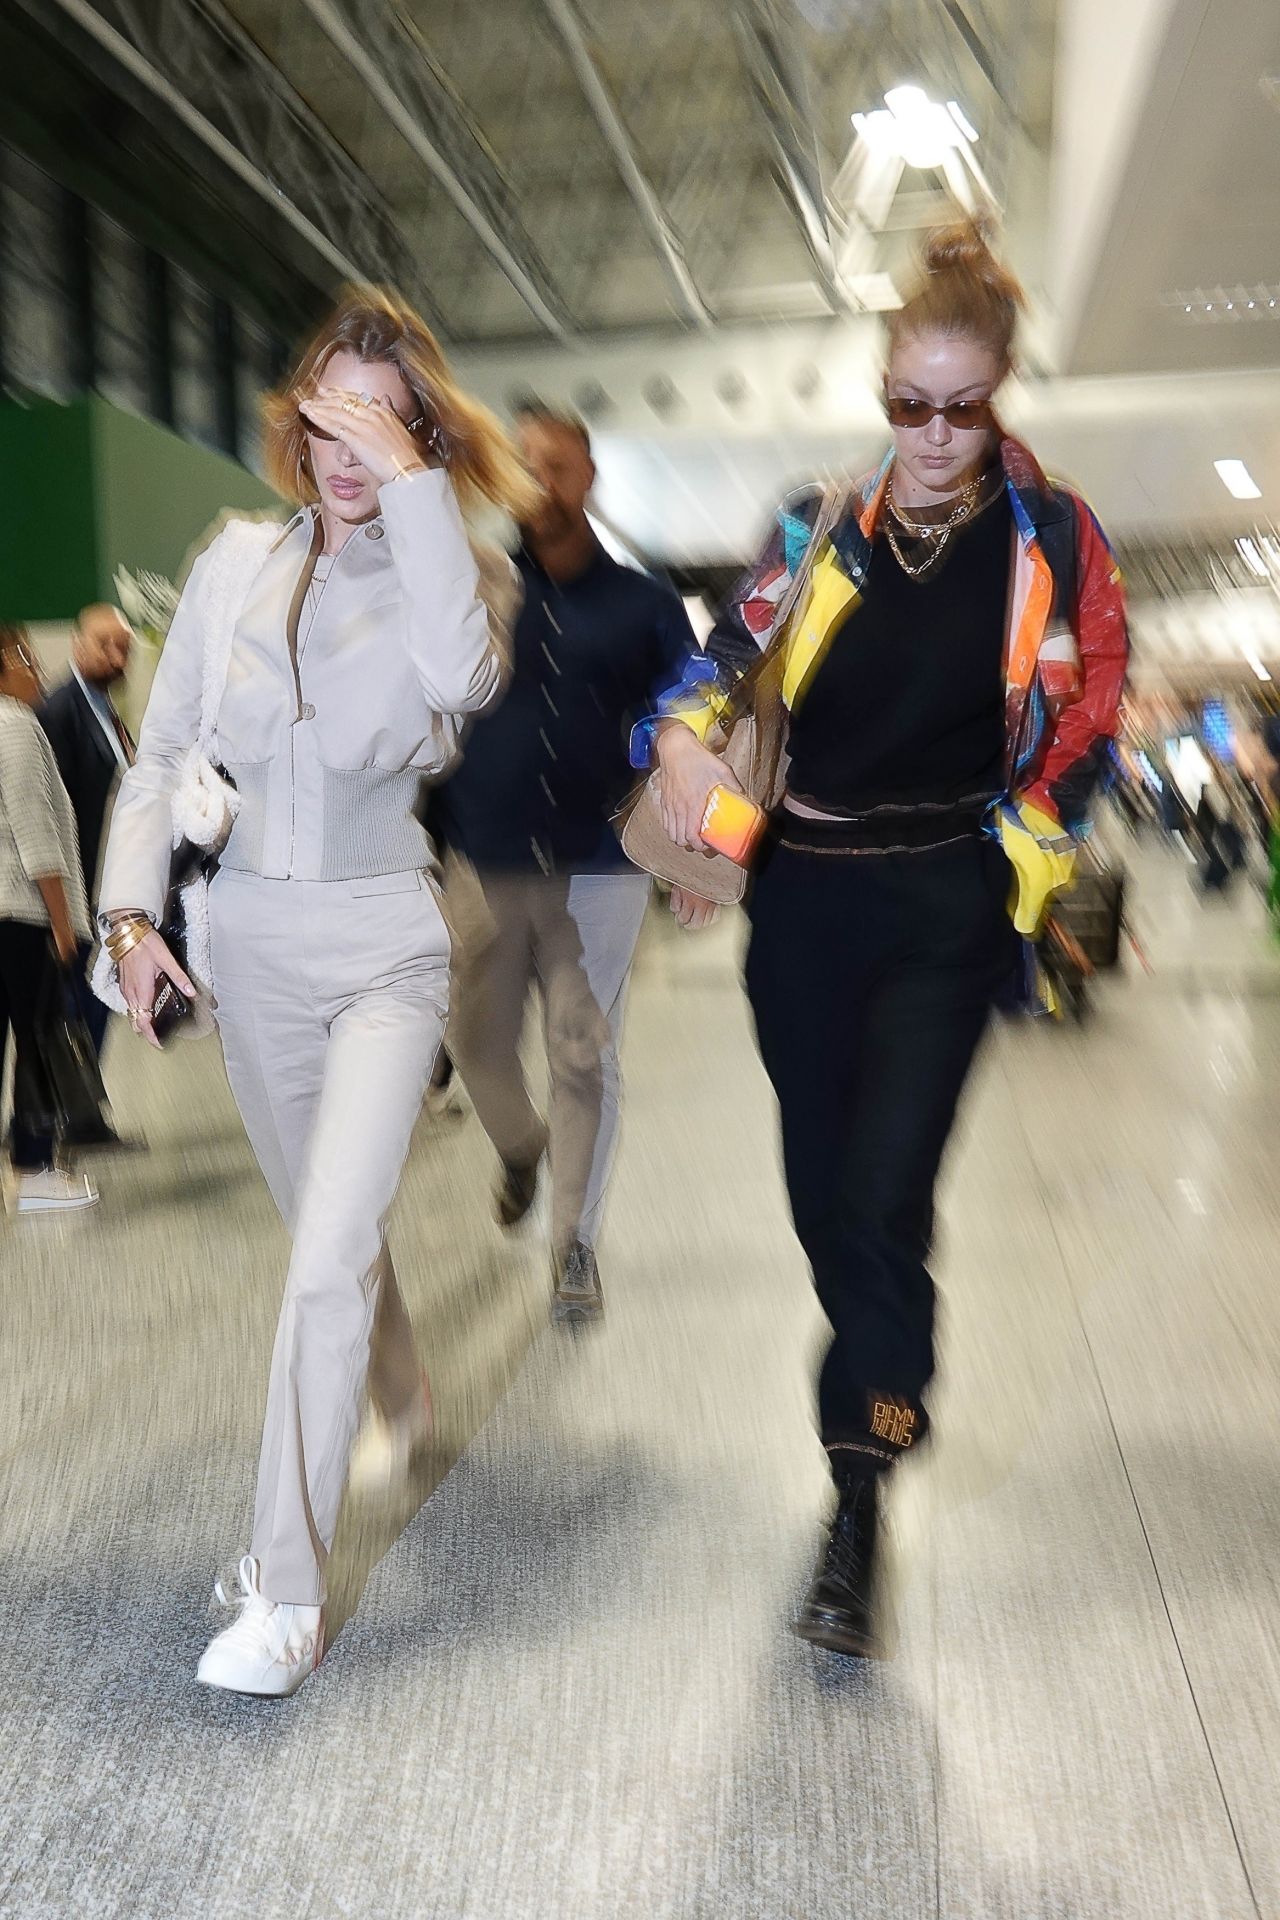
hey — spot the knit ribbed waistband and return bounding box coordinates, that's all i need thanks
[776,791,997,856]
[218,761,431,882]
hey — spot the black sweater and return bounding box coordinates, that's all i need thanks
[786,489,1012,814]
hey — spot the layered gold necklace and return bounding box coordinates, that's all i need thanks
[884,468,994,582]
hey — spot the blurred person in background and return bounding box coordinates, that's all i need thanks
[1195,768,1247,894]
[0,624,98,1214]
[644,223,1128,1657]
[433,405,697,1325]
[95,290,530,1699]
[39,606,135,1143]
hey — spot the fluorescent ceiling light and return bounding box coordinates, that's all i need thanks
[1236,535,1269,577]
[851,86,973,170]
[1214,459,1262,500]
[946,101,979,143]
[1244,649,1273,682]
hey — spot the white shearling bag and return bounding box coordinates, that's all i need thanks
[93,517,278,1031]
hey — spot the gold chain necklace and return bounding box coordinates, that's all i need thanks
[884,470,987,580]
[888,469,983,535]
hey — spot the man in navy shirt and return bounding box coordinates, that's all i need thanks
[435,406,697,1323]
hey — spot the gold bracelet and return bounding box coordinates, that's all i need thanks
[106,914,150,946]
[105,932,149,967]
[104,917,152,964]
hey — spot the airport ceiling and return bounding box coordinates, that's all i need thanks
[5,0,1280,556]
[9,0,1278,370]
[9,0,1056,345]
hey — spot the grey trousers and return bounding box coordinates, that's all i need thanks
[444,858,650,1254]
[209,867,449,1604]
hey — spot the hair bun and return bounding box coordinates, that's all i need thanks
[923,219,1012,291]
[886,219,1025,364]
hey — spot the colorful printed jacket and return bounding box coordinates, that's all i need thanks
[631,435,1129,917]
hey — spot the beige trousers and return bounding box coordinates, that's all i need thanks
[208,867,449,1604]
[444,857,650,1254]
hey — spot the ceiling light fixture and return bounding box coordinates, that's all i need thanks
[946,100,980,143]
[1215,459,1263,500]
[1163,284,1280,320]
[1244,649,1273,683]
[852,86,976,169]
[1236,535,1269,578]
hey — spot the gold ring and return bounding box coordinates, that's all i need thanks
[341,398,358,416]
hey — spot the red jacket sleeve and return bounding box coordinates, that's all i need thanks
[1023,496,1128,830]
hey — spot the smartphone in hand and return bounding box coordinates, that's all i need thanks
[151,975,191,1044]
[700,785,767,867]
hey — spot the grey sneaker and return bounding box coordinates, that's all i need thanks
[552,1240,605,1327]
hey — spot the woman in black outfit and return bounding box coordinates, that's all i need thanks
[648,225,1128,1655]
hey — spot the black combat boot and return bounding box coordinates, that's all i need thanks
[794,1469,885,1659]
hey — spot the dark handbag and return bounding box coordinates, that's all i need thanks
[150,840,206,1043]
[1050,866,1126,970]
[14,949,110,1142]
[161,838,205,974]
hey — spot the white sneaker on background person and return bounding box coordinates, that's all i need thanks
[348,1375,434,1494]
[14,1168,99,1214]
[196,1556,323,1699]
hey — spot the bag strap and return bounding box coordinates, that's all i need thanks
[195,518,279,753]
[716,481,849,735]
[772,481,848,642]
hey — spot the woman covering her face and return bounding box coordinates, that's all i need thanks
[96,288,535,1698]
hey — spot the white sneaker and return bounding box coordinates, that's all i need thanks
[348,1376,434,1494]
[196,1555,323,1699]
[15,1169,99,1214]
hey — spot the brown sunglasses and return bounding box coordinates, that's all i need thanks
[884,395,995,432]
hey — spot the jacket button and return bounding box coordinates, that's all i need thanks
[365,523,385,540]
[300,702,316,720]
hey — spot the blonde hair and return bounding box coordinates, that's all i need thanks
[886,220,1026,367]
[263,286,540,521]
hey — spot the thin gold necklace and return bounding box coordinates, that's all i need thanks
[887,469,982,533]
[884,470,988,580]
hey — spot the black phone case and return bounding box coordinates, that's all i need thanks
[151,976,191,1045]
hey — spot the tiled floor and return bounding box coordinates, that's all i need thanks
[1,833,1276,1918]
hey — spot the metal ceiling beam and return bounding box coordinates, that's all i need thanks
[176,0,450,330]
[298,0,576,342]
[538,0,714,331]
[733,0,864,315]
[27,0,369,291]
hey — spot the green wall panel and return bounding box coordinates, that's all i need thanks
[0,398,98,621]
[0,394,283,623]
[90,397,281,602]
